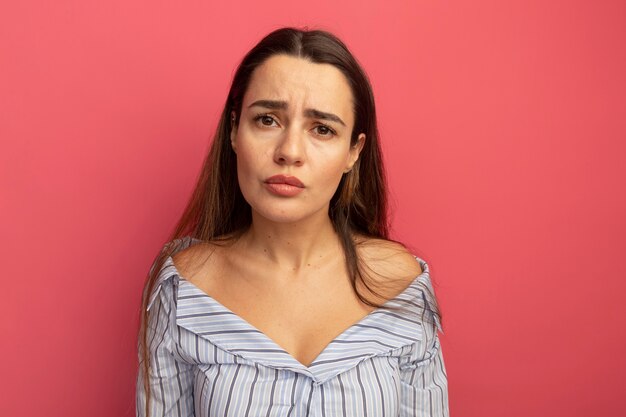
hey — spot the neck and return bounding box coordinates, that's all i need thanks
[237,210,343,273]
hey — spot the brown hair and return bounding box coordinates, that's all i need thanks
[138,26,442,415]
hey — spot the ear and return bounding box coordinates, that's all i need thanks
[345,133,366,172]
[230,111,237,153]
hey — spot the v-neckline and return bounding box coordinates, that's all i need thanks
[167,253,428,370]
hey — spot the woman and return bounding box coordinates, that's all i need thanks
[136,27,449,417]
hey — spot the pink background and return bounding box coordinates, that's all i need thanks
[1,1,625,416]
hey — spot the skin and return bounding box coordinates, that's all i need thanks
[173,54,423,366]
[229,53,366,274]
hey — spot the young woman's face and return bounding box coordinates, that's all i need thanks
[230,54,365,225]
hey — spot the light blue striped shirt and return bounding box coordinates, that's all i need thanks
[136,237,449,416]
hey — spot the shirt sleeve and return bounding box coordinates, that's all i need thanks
[398,320,450,417]
[136,279,196,417]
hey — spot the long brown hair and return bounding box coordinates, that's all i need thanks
[138,26,442,415]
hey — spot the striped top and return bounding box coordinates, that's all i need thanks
[136,236,449,417]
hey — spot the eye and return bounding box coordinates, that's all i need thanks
[314,124,337,138]
[253,113,279,128]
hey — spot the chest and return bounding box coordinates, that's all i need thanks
[185,261,377,367]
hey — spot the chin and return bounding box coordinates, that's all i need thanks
[248,201,326,225]
[252,207,311,224]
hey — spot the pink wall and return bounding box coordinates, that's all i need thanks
[1,1,625,416]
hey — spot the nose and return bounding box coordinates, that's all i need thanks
[273,126,305,166]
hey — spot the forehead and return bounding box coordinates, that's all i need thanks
[243,54,355,123]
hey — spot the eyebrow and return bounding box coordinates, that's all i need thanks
[247,99,346,127]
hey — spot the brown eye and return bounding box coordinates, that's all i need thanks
[253,113,278,127]
[314,124,336,138]
[261,116,274,126]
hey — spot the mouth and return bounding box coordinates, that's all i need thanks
[264,175,305,188]
[264,175,305,197]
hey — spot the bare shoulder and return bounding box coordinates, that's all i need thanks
[353,234,423,297]
[171,240,224,283]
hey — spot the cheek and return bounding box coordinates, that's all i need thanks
[235,138,263,174]
[313,154,349,195]
[315,146,350,177]
[234,139,271,200]
[236,154,259,190]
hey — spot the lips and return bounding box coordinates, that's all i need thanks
[264,175,305,188]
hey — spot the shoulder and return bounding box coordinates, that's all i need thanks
[353,234,423,298]
[356,236,423,278]
[170,240,225,283]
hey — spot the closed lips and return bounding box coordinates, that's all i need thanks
[265,175,304,187]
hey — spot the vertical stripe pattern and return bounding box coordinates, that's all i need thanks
[136,236,449,416]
